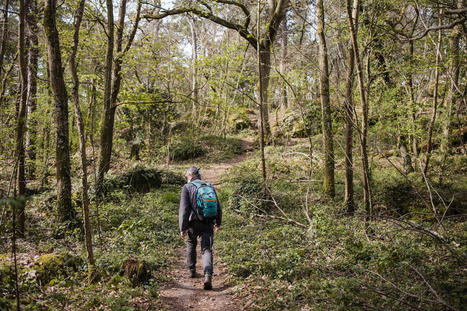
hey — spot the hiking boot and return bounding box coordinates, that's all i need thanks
[203,274,212,290]
[189,268,196,278]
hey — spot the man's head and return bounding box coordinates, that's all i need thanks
[186,166,201,182]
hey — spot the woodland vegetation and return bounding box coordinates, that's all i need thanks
[0,0,466,310]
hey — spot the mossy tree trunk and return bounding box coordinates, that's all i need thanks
[279,16,288,110]
[96,0,115,196]
[0,0,9,76]
[16,0,29,236]
[346,0,371,217]
[344,0,357,213]
[188,16,199,121]
[26,0,39,179]
[69,0,95,277]
[317,0,335,198]
[96,0,141,196]
[43,0,75,222]
[441,0,462,155]
[257,0,267,183]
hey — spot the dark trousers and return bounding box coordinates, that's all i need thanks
[186,221,214,275]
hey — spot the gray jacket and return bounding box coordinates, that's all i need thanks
[179,178,222,232]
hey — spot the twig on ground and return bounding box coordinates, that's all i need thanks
[366,269,439,303]
[238,193,307,228]
[264,185,307,228]
[410,266,458,311]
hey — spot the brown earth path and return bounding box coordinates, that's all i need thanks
[159,139,253,311]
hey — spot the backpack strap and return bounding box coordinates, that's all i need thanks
[190,180,210,188]
[187,181,204,221]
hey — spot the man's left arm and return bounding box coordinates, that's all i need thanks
[179,185,191,235]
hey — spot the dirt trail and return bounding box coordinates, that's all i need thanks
[159,139,253,311]
[202,139,253,186]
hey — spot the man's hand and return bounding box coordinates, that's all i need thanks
[214,225,220,232]
[180,230,187,238]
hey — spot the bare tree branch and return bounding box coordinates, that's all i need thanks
[144,6,258,47]
[406,17,466,41]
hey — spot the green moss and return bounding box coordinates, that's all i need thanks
[33,252,83,285]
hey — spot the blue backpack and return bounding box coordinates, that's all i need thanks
[190,180,219,219]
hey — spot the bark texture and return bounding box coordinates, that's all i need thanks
[69,0,95,276]
[44,0,75,222]
[188,16,199,118]
[441,0,461,154]
[423,10,443,177]
[344,0,357,212]
[26,0,39,179]
[317,0,335,198]
[346,0,371,216]
[0,0,10,76]
[96,0,115,195]
[279,16,288,109]
[96,0,141,195]
[16,0,29,235]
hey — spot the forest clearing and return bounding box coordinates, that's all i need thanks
[0,0,466,310]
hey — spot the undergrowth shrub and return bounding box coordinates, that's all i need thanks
[170,134,243,162]
[101,165,162,194]
[94,166,184,198]
[372,167,467,216]
[372,173,419,215]
[226,172,272,213]
[201,135,243,156]
[159,170,185,186]
[171,138,206,161]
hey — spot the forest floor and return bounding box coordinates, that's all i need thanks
[158,139,253,311]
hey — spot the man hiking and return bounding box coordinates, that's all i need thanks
[179,166,222,290]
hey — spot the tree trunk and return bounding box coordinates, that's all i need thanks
[188,16,198,119]
[96,0,115,195]
[69,0,95,279]
[408,38,418,157]
[96,0,141,195]
[317,0,335,198]
[40,114,51,189]
[400,141,412,174]
[441,1,461,155]
[16,0,29,236]
[423,10,443,177]
[279,16,288,109]
[258,47,272,141]
[88,77,97,183]
[344,0,357,213]
[0,0,10,77]
[40,68,53,189]
[43,0,75,222]
[257,0,266,182]
[346,0,371,216]
[26,0,39,179]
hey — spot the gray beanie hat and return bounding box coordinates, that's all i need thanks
[186,166,201,178]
